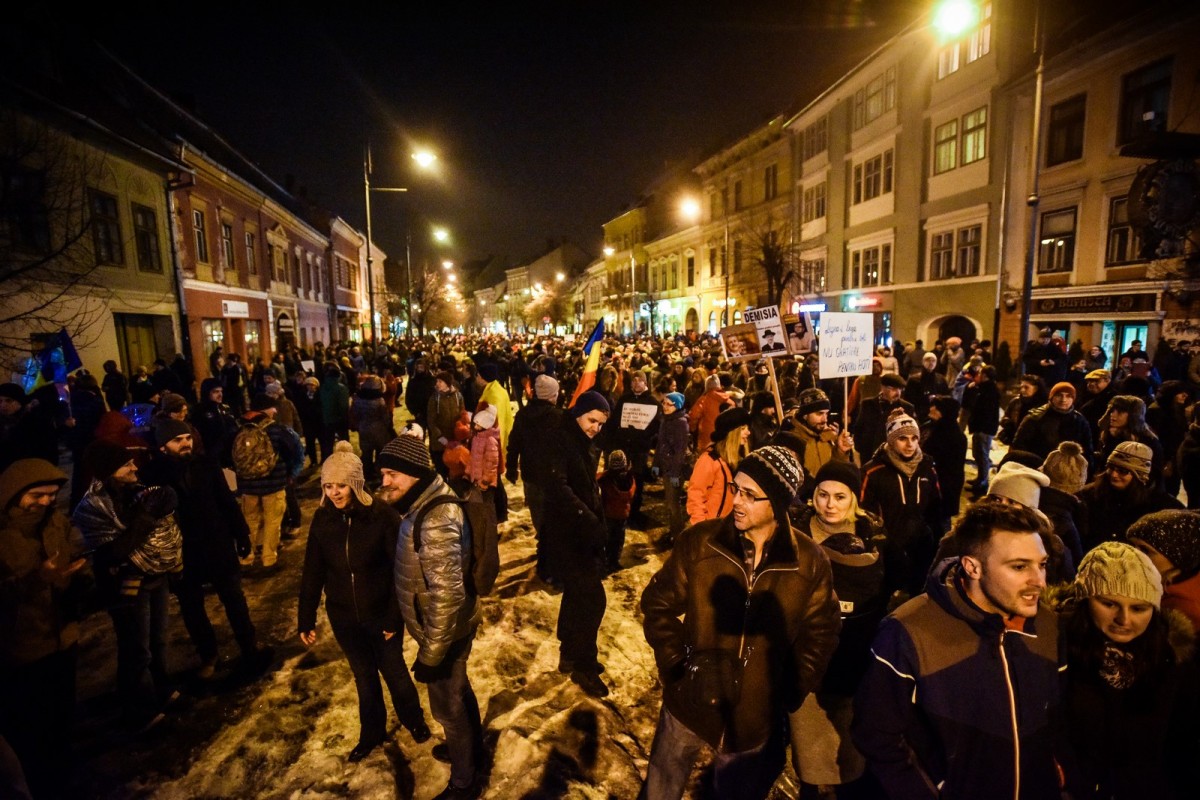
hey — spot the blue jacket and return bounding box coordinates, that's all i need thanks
[852,558,1069,800]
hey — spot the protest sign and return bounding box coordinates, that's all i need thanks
[719,323,760,361]
[782,313,816,355]
[620,403,658,430]
[744,305,789,358]
[818,312,874,380]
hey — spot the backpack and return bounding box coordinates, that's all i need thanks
[413,485,500,597]
[231,417,278,479]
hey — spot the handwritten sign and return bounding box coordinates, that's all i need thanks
[744,305,789,358]
[818,312,874,379]
[620,402,658,430]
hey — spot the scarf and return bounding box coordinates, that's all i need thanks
[884,444,922,479]
[1097,643,1138,689]
[810,513,856,545]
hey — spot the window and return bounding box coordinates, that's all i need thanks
[852,149,893,204]
[934,121,958,175]
[799,258,827,293]
[853,67,896,129]
[221,223,235,270]
[708,247,717,277]
[1106,196,1142,265]
[687,254,695,286]
[192,208,209,263]
[961,107,987,164]
[850,243,892,288]
[292,252,302,288]
[733,239,742,274]
[245,232,257,275]
[1038,208,1077,273]
[803,117,828,160]
[709,193,719,220]
[201,320,225,359]
[1,165,49,252]
[90,190,123,265]
[734,181,743,211]
[1046,95,1086,166]
[272,243,286,282]
[671,263,678,290]
[930,231,955,279]
[1119,59,1172,144]
[937,2,992,79]
[763,164,778,201]
[132,204,161,272]
[956,225,982,276]
[802,182,827,223]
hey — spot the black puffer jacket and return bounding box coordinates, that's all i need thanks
[543,418,606,571]
[298,498,402,634]
[505,397,562,486]
[641,515,840,752]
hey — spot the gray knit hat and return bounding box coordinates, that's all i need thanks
[988,462,1050,509]
[534,374,560,402]
[1041,441,1089,493]
[1107,441,1153,484]
[320,440,372,506]
[1127,510,1200,576]
[377,431,435,479]
[1074,541,1163,609]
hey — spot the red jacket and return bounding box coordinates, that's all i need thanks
[599,469,636,521]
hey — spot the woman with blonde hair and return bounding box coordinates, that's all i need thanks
[686,407,750,525]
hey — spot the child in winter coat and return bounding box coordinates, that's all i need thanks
[598,449,636,573]
[467,404,501,498]
[441,410,473,491]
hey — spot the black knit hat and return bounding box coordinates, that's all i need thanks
[796,388,830,416]
[568,390,611,419]
[377,432,435,479]
[813,460,862,497]
[152,417,193,448]
[0,383,28,405]
[84,439,133,481]
[712,407,751,444]
[1127,510,1200,575]
[736,445,803,504]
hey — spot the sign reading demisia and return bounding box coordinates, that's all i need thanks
[817,312,875,380]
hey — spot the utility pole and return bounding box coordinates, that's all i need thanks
[1018,1,1045,377]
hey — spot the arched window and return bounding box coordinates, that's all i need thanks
[708,311,718,334]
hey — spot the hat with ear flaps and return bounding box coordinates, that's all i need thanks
[320,440,373,506]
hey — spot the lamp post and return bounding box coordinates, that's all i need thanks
[1018,1,1046,377]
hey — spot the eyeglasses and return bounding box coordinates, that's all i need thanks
[1108,465,1132,477]
[730,484,769,503]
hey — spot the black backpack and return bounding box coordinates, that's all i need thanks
[412,486,500,597]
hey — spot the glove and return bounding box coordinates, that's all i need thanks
[135,485,178,518]
[235,537,253,559]
[412,658,449,684]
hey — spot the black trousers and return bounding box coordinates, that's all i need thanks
[332,621,424,744]
[555,556,607,667]
[172,570,258,662]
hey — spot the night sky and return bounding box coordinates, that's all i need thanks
[69,2,917,271]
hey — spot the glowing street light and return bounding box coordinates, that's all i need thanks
[432,227,450,244]
[411,150,438,169]
[933,0,979,39]
[442,260,454,270]
[679,196,701,223]
[555,272,565,282]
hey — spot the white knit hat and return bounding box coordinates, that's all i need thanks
[473,404,498,430]
[988,462,1050,509]
[320,440,373,506]
[1075,541,1163,609]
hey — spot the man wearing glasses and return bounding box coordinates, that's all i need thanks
[639,446,840,799]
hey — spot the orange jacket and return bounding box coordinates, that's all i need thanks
[689,389,731,452]
[686,451,734,525]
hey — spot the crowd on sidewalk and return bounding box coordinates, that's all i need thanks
[1,326,1199,799]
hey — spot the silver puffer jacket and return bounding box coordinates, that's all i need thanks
[393,477,479,666]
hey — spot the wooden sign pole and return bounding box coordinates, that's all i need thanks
[766,357,784,422]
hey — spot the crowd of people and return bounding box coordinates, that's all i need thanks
[1,325,1199,799]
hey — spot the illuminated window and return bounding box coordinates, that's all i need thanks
[1038,208,1076,273]
[850,243,892,288]
[803,182,827,223]
[934,121,958,175]
[1106,196,1142,265]
[854,67,896,129]
[961,107,987,164]
[852,150,893,204]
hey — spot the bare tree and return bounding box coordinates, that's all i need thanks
[0,109,112,372]
[744,213,801,309]
[522,285,568,331]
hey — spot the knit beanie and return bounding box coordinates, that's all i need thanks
[1085,368,1111,382]
[607,450,628,471]
[320,440,372,506]
[473,404,498,430]
[1040,441,1089,493]
[534,374,560,402]
[84,439,133,482]
[263,382,285,399]
[885,410,919,445]
[1107,441,1153,484]
[704,374,721,391]
[1049,381,1076,399]
[567,390,611,419]
[377,431,435,479]
[665,392,686,412]
[736,445,804,506]
[159,392,188,414]
[478,363,499,383]
[988,461,1050,509]
[813,460,862,497]
[1126,510,1200,576]
[797,388,831,416]
[304,376,320,389]
[152,417,193,448]
[1074,541,1163,609]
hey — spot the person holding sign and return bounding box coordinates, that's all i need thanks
[602,370,659,526]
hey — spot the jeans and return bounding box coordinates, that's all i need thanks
[426,635,484,789]
[240,490,286,566]
[640,705,785,800]
[333,622,424,745]
[109,575,170,717]
[172,570,258,661]
[971,432,994,487]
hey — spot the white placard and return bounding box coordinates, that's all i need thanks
[222,299,250,319]
[301,359,316,373]
[744,305,789,357]
[818,312,875,379]
[620,403,658,430]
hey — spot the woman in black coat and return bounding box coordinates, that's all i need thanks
[544,390,612,698]
[298,441,430,762]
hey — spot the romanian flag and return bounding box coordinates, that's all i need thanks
[569,319,605,408]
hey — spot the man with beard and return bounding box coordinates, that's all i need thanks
[140,418,273,681]
[1012,381,1094,468]
[860,410,942,596]
[853,502,1068,800]
[779,388,856,499]
[1077,368,1117,445]
[850,373,914,462]
[603,370,660,524]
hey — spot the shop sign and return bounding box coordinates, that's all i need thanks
[222,299,249,318]
[276,312,294,333]
[1033,294,1156,315]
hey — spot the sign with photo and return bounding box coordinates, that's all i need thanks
[743,305,789,357]
[782,313,816,355]
[719,323,761,361]
[817,312,874,379]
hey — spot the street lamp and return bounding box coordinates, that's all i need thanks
[363,145,437,340]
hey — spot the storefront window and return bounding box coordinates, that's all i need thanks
[202,319,225,359]
[244,319,262,365]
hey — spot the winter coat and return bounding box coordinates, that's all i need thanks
[479,380,514,454]
[1012,404,1094,465]
[998,391,1048,446]
[139,453,250,581]
[350,393,393,448]
[292,387,323,442]
[1078,385,1118,442]
[392,477,478,667]
[652,409,690,480]
[599,470,635,521]
[685,451,734,525]
[234,412,304,496]
[273,396,303,437]
[191,400,238,466]
[920,417,966,522]
[467,427,500,489]
[298,498,403,635]
[542,419,606,572]
[1036,485,1085,568]
[426,389,465,454]
[404,370,435,421]
[786,421,852,498]
[604,389,660,458]
[505,398,561,486]
[0,460,89,666]
[860,445,942,594]
[690,388,732,452]
[852,558,1067,800]
[1164,569,1200,634]
[1074,479,1183,552]
[850,396,916,463]
[318,376,350,429]
[102,370,129,411]
[964,380,1001,435]
[1023,340,1068,386]
[1179,422,1200,509]
[641,515,840,752]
